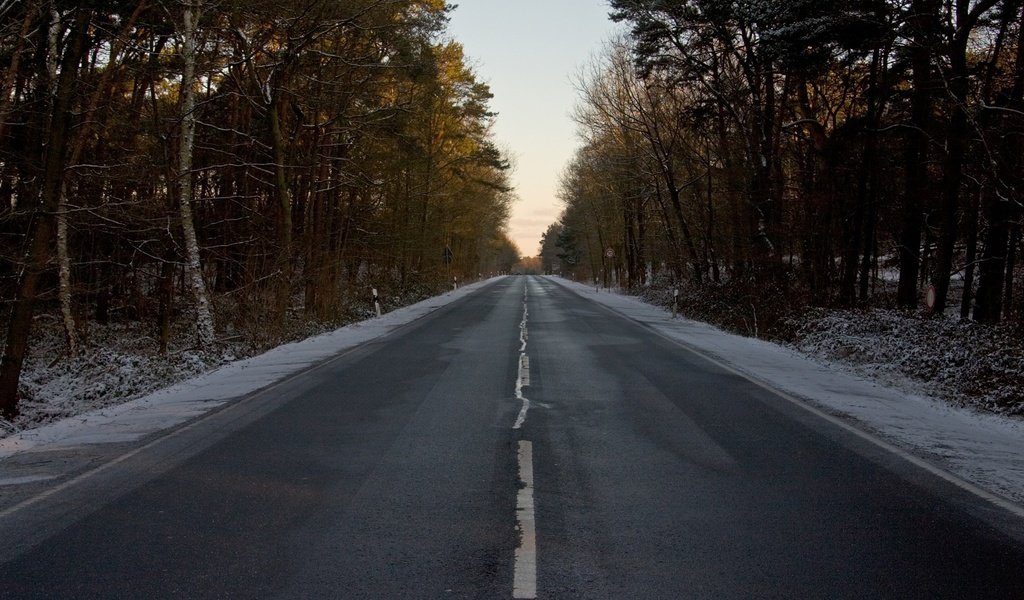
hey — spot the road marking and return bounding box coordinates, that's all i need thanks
[513,357,531,430]
[519,305,528,352]
[513,440,537,599]
[513,284,531,430]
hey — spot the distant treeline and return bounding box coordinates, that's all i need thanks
[0,1,520,418]
[542,0,1023,328]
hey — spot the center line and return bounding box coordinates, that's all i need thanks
[513,440,537,599]
[513,288,530,429]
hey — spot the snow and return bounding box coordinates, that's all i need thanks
[546,276,1024,508]
[0,280,495,463]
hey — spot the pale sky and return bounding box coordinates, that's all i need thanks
[446,1,620,257]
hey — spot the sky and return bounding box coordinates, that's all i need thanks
[446,1,621,257]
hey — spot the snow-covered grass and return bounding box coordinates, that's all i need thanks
[548,276,1024,507]
[2,278,475,437]
[9,320,233,435]
[787,308,1024,416]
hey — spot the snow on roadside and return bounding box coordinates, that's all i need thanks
[788,308,1024,415]
[0,279,497,460]
[546,276,1024,507]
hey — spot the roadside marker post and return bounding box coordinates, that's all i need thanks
[672,288,679,319]
[372,288,382,317]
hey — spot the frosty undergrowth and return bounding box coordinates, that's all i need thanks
[637,277,1024,417]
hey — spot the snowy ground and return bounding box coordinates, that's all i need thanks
[2,274,1022,516]
[0,280,493,465]
[547,276,1024,511]
[788,307,1024,415]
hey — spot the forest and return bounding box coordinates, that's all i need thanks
[0,0,520,420]
[542,0,1024,339]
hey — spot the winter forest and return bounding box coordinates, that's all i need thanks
[539,0,1024,411]
[545,1,1023,324]
[0,1,520,421]
[3,0,1024,429]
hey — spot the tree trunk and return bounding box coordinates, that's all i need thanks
[897,0,938,309]
[845,49,884,306]
[267,87,294,324]
[47,8,80,358]
[57,183,78,357]
[959,189,979,319]
[177,0,216,349]
[973,185,1009,323]
[930,47,970,315]
[650,177,686,279]
[158,247,176,355]
[0,7,34,143]
[664,169,703,284]
[976,2,1024,323]
[1006,222,1020,321]
[0,7,91,419]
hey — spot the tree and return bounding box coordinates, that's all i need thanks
[175,0,216,348]
[0,0,519,420]
[551,0,1023,333]
[0,5,92,419]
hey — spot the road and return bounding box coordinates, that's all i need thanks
[1,276,1023,598]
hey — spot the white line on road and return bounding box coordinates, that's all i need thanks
[513,286,531,430]
[513,440,537,599]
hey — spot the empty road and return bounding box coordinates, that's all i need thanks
[1,276,1023,598]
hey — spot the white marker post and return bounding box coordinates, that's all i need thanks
[453,276,458,291]
[372,288,382,318]
[672,288,679,319]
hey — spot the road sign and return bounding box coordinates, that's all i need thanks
[605,247,614,259]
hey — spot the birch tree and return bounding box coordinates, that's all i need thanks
[175,0,216,349]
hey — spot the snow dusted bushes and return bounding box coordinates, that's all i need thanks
[635,274,1023,416]
[9,319,230,433]
[786,309,1024,415]
[638,271,806,339]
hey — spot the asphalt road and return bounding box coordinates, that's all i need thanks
[1,276,1023,599]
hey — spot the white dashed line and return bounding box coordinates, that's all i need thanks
[513,440,537,599]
